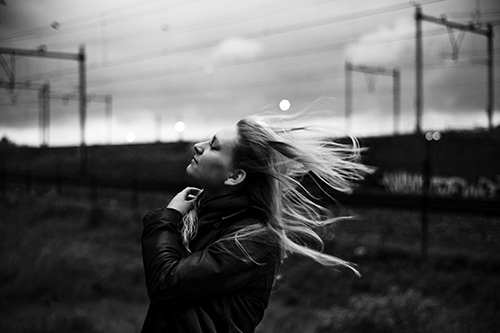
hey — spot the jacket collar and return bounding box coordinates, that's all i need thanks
[197,191,253,228]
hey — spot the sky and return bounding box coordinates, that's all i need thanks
[0,0,499,146]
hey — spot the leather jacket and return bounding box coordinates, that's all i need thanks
[141,192,280,333]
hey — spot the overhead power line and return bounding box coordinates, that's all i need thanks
[415,5,495,132]
[2,0,325,45]
[35,0,344,49]
[16,1,449,84]
[0,0,199,42]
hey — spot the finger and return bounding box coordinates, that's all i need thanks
[187,187,202,193]
[185,187,202,200]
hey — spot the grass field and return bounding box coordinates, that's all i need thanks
[1,186,499,333]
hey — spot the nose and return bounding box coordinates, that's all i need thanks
[193,142,204,154]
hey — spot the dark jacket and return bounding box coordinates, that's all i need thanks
[141,193,280,333]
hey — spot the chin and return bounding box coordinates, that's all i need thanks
[185,166,201,187]
[185,165,194,178]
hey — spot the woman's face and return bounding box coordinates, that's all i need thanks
[186,125,239,192]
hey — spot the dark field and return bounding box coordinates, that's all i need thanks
[1,186,499,333]
[1,139,499,332]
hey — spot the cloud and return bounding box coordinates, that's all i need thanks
[345,17,414,66]
[344,14,492,121]
[211,37,263,64]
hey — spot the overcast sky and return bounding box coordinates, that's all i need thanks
[1,0,499,146]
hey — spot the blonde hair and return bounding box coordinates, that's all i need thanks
[182,109,371,274]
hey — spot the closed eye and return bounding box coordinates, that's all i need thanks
[210,136,219,150]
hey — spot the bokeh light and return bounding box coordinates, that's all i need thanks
[174,121,186,133]
[126,131,136,143]
[279,99,291,111]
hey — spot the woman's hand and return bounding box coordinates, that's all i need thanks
[167,187,203,216]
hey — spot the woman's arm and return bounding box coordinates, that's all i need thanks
[142,207,276,306]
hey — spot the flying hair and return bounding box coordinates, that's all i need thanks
[182,100,372,275]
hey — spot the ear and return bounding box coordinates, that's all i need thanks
[224,169,246,186]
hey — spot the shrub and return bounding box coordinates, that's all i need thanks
[316,288,461,333]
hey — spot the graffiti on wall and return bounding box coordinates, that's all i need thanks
[382,172,500,200]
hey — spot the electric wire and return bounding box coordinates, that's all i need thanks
[86,27,497,88]
[14,1,451,83]
[103,62,500,100]
[0,0,197,42]
[4,0,335,46]
[1,0,494,130]
[6,24,497,103]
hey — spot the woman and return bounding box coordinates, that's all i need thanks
[141,112,370,332]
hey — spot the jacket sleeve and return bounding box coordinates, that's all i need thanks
[141,208,277,306]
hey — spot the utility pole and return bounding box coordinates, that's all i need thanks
[0,49,16,101]
[487,23,494,130]
[39,82,50,146]
[52,92,113,145]
[0,80,51,146]
[0,45,88,174]
[415,6,423,134]
[345,62,401,134]
[394,68,401,134]
[0,79,112,147]
[156,114,162,143]
[105,95,112,145]
[78,45,87,152]
[345,62,353,133]
[415,6,495,131]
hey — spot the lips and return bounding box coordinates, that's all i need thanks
[192,156,199,164]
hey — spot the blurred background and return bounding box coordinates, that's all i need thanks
[1,0,499,332]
